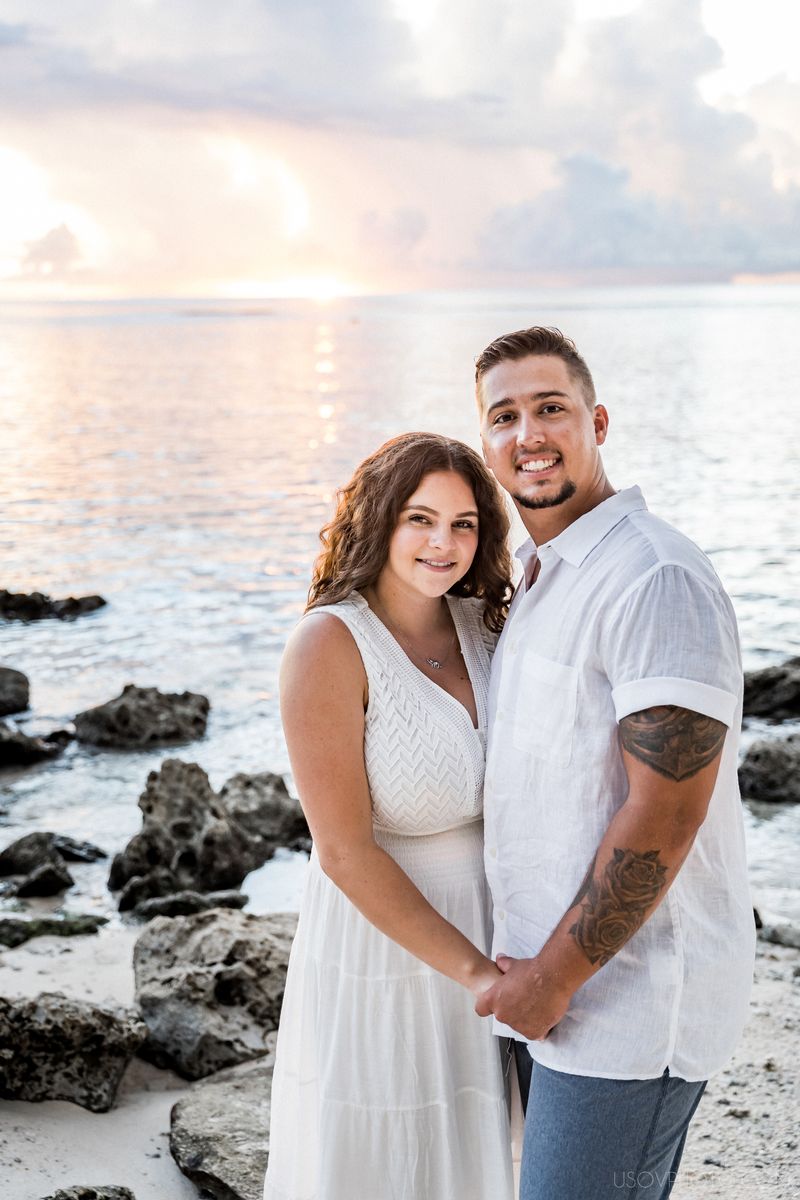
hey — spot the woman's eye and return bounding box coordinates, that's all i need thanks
[455,521,477,530]
[408,513,429,523]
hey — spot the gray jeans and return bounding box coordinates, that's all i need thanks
[514,1042,707,1200]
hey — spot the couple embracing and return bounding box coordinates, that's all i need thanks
[263,327,755,1200]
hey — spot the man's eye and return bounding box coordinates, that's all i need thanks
[493,412,514,425]
[541,404,563,414]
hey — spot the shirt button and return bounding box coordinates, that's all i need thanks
[497,909,506,921]
[498,707,506,720]
[489,847,497,859]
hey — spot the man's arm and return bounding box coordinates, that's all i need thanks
[475,705,727,1038]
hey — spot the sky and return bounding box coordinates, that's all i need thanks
[0,0,799,298]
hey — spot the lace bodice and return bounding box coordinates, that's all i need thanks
[307,592,495,836]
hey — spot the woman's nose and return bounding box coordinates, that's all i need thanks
[429,524,453,549]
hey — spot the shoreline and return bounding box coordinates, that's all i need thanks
[1,926,797,1199]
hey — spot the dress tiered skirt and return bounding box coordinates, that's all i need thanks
[263,819,515,1200]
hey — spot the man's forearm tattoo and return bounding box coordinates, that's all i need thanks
[570,848,668,966]
[619,706,726,781]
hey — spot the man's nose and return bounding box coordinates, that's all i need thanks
[516,412,546,445]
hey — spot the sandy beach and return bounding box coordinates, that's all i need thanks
[675,938,799,1199]
[0,926,196,1200]
[1,921,797,1200]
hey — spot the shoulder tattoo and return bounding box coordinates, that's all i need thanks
[619,705,727,781]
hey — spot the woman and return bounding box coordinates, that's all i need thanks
[264,432,515,1200]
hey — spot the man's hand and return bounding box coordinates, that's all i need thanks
[474,954,573,1040]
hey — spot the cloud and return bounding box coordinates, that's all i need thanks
[470,0,800,278]
[0,0,798,289]
[359,207,428,265]
[477,153,800,275]
[744,74,800,188]
[21,222,82,276]
[0,0,575,141]
[0,0,419,124]
[0,20,29,45]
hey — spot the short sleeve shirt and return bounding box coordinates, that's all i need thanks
[484,487,755,1081]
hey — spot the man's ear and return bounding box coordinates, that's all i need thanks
[594,404,609,447]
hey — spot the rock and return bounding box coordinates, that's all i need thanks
[0,912,109,948]
[14,857,75,896]
[0,666,29,715]
[133,889,248,920]
[117,867,179,912]
[53,834,109,863]
[0,831,106,876]
[170,1047,274,1200]
[0,588,106,622]
[759,922,800,950]
[109,760,290,909]
[743,656,800,721]
[0,830,62,875]
[738,735,800,803]
[41,1188,136,1199]
[219,771,310,857]
[134,908,296,1079]
[75,684,209,749]
[0,992,147,1112]
[0,831,93,896]
[0,720,67,766]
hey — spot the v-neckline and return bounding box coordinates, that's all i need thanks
[354,591,483,732]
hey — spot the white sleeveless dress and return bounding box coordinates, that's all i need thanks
[263,591,515,1200]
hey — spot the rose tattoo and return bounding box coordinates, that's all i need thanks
[570,848,668,966]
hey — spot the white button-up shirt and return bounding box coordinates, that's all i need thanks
[484,486,755,1081]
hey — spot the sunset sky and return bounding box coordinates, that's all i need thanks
[1,0,799,298]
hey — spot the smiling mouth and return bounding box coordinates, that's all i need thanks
[519,455,560,474]
[417,559,456,569]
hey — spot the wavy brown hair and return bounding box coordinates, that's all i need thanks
[307,433,513,632]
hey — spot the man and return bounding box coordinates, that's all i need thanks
[474,327,755,1199]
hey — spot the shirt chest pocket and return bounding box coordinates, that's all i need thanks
[503,650,578,765]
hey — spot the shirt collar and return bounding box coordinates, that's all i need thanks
[515,486,647,571]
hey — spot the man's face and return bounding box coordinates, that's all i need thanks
[479,354,608,515]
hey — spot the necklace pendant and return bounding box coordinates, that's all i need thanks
[425,657,443,670]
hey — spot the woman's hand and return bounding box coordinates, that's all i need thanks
[464,954,505,998]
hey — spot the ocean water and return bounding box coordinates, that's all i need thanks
[0,286,798,922]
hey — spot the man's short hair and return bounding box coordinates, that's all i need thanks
[475,326,596,409]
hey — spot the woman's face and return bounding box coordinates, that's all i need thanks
[380,470,480,600]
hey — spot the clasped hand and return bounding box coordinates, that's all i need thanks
[474,954,572,1041]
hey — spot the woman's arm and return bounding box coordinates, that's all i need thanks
[280,612,500,996]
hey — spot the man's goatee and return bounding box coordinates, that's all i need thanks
[513,480,577,510]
